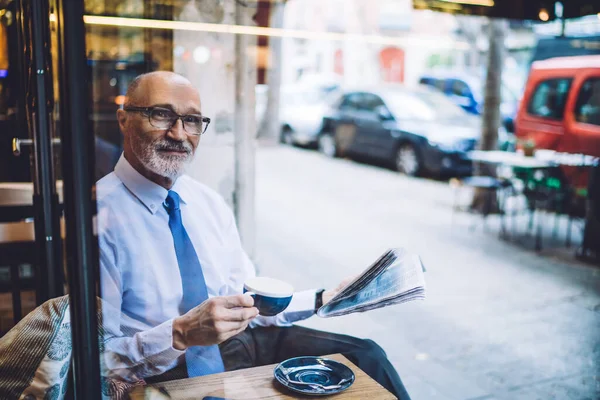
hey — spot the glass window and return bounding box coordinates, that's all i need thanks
[435,78,446,92]
[527,78,572,120]
[339,93,362,110]
[501,83,517,103]
[360,93,385,112]
[574,77,600,126]
[5,2,597,398]
[470,80,516,104]
[451,80,471,97]
[282,88,324,106]
[385,90,467,121]
[419,77,436,88]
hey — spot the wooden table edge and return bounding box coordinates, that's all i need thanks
[140,353,397,399]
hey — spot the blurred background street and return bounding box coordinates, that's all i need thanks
[255,145,600,400]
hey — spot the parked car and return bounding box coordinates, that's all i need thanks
[318,85,510,177]
[278,85,339,147]
[419,72,520,133]
[514,55,600,189]
[254,82,340,146]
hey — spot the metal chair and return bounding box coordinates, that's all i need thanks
[579,163,600,263]
[525,167,584,251]
[451,176,514,235]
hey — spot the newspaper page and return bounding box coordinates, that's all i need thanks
[317,248,426,317]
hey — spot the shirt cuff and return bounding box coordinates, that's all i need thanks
[139,318,186,360]
[282,289,319,322]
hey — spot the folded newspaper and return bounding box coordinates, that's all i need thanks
[317,248,426,317]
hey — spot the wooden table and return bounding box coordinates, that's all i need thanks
[0,181,64,206]
[0,182,65,223]
[131,354,396,400]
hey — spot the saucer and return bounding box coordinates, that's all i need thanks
[273,356,355,396]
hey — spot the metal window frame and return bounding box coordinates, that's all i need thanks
[55,0,102,397]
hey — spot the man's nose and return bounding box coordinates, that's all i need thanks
[166,118,187,141]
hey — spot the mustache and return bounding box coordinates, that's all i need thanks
[154,139,192,154]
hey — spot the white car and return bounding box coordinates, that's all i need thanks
[255,82,340,146]
[279,86,339,147]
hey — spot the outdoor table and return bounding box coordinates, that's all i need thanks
[468,150,598,169]
[467,150,556,169]
[466,151,558,248]
[130,353,397,400]
[534,150,599,168]
[466,150,599,252]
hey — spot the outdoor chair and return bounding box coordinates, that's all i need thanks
[450,176,515,235]
[523,167,585,251]
[578,163,600,263]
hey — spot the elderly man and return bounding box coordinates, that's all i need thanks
[97,71,410,399]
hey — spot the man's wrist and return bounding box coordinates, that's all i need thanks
[172,317,188,351]
[314,289,325,313]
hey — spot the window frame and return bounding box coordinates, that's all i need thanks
[526,77,573,121]
[451,80,471,98]
[338,92,363,111]
[359,93,386,113]
[573,76,600,127]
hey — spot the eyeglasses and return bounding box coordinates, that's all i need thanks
[124,106,210,136]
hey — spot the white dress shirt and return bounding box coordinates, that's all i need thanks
[97,155,316,380]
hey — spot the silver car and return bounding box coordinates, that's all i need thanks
[279,84,340,147]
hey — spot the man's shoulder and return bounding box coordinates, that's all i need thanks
[95,172,128,237]
[96,172,124,204]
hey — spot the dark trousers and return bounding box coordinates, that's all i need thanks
[219,325,411,400]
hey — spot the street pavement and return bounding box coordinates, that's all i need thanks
[253,145,600,400]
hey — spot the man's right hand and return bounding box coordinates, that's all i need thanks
[171,294,258,350]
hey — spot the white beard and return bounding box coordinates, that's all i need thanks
[131,136,193,179]
[144,151,190,179]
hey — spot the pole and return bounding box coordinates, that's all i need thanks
[28,0,64,303]
[56,0,102,397]
[234,1,257,261]
[258,2,284,143]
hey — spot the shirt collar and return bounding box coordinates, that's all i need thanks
[114,154,188,214]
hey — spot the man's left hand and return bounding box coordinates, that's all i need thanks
[323,275,357,305]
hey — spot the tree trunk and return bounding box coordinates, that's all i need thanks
[471,19,505,213]
[257,3,284,143]
[234,2,257,260]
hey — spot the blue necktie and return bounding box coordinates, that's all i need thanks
[165,190,225,377]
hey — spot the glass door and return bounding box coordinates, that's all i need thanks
[0,0,63,333]
[1,0,102,398]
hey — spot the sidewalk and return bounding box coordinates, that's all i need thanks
[254,146,600,400]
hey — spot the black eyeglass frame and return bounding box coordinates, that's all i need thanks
[124,106,211,135]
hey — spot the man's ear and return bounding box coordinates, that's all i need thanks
[116,109,128,134]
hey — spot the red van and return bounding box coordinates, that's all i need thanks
[515,55,600,188]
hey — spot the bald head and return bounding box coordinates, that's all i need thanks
[124,71,200,112]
